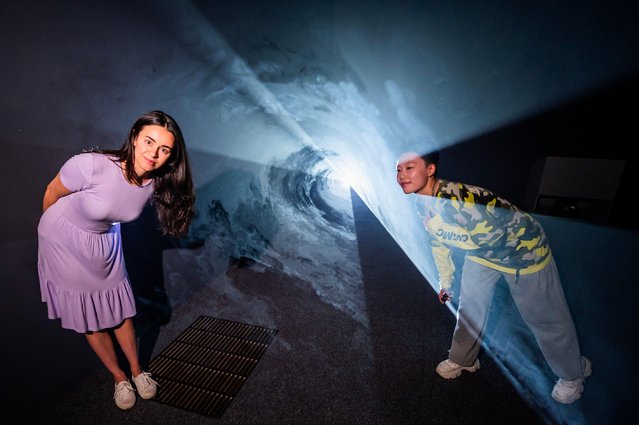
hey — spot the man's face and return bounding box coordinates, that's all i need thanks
[396,152,432,195]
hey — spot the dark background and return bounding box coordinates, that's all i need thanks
[2,1,638,424]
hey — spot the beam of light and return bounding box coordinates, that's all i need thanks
[142,0,442,291]
[139,2,602,423]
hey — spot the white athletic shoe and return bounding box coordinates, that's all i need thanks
[436,358,480,379]
[552,356,592,404]
[132,371,158,400]
[114,380,136,410]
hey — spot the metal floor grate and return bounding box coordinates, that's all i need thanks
[148,315,278,418]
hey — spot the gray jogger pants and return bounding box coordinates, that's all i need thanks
[448,256,583,380]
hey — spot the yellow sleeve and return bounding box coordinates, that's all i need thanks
[430,239,455,290]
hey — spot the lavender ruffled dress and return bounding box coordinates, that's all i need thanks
[37,153,154,333]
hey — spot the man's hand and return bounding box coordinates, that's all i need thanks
[438,288,452,304]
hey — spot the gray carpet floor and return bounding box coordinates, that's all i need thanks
[27,192,547,425]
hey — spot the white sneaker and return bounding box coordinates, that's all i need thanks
[132,371,158,400]
[551,356,592,404]
[436,358,480,379]
[114,380,136,410]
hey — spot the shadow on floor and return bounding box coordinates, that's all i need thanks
[30,191,544,425]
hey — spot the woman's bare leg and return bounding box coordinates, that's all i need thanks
[113,318,143,377]
[85,329,128,383]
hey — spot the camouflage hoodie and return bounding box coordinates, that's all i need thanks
[414,179,551,290]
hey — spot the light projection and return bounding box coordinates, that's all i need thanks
[5,0,639,423]
[140,2,627,423]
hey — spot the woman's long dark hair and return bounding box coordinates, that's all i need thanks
[97,110,195,238]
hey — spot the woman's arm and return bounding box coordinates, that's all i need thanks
[42,173,72,212]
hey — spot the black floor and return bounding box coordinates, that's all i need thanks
[24,192,549,425]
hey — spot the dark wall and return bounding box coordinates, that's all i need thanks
[440,75,637,230]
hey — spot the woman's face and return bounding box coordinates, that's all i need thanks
[396,153,433,195]
[132,125,175,179]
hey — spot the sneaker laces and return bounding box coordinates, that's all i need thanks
[439,359,462,370]
[556,378,581,388]
[135,372,159,388]
[114,381,136,398]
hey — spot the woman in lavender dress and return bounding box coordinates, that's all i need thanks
[37,111,195,410]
